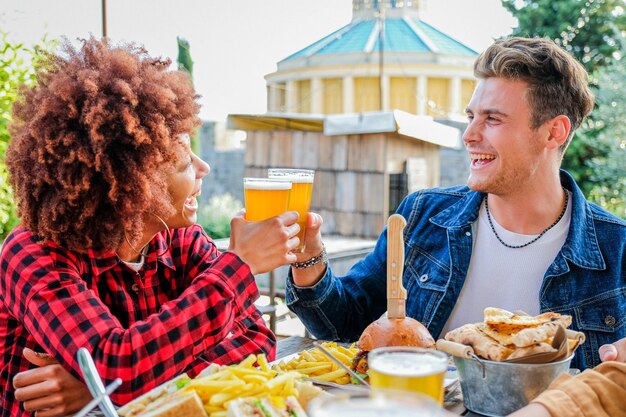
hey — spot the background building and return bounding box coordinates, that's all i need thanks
[265,0,477,119]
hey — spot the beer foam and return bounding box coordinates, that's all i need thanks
[243,179,292,190]
[369,353,446,377]
[270,175,314,183]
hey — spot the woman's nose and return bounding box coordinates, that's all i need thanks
[194,156,210,178]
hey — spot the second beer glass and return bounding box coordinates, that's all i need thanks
[268,169,314,252]
[243,178,292,221]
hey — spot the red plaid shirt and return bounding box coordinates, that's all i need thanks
[0,224,275,416]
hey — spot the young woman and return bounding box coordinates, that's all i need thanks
[1,37,300,417]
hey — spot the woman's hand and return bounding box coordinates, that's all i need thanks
[229,211,301,274]
[13,348,91,417]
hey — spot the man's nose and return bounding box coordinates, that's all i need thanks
[463,121,481,145]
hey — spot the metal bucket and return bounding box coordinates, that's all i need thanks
[453,354,573,416]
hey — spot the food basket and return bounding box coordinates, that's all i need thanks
[452,353,572,416]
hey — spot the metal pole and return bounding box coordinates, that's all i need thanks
[102,0,108,38]
[378,4,385,111]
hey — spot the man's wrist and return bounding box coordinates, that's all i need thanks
[291,245,327,269]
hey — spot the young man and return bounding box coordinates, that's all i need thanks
[287,37,625,371]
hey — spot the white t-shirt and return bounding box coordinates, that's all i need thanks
[440,191,572,336]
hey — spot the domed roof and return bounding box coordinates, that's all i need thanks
[281,17,476,65]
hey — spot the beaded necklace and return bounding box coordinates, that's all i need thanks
[484,188,568,249]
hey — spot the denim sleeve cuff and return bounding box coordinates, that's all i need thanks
[285,264,334,306]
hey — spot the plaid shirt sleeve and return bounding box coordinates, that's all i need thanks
[0,225,275,407]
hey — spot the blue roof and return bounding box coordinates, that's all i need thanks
[281,18,477,63]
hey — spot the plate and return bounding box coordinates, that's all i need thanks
[271,353,459,389]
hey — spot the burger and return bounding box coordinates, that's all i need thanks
[350,317,435,383]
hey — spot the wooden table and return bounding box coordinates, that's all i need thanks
[276,336,485,416]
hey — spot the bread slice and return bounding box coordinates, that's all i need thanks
[117,374,203,417]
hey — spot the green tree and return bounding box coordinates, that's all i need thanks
[176,36,200,154]
[0,34,51,239]
[581,55,626,217]
[177,36,194,75]
[501,0,626,217]
[501,0,626,74]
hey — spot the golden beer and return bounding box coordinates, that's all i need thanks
[368,347,448,405]
[243,178,292,221]
[268,169,314,252]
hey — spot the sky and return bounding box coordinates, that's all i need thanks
[0,0,517,122]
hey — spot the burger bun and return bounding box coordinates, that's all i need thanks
[357,317,435,351]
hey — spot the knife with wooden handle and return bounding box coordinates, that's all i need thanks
[387,214,407,319]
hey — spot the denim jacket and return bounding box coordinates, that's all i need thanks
[286,171,625,370]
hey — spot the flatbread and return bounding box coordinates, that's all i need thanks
[512,317,572,347]
[484,307,567,333]
[478,323,516,346]
[507,343,556,360]
[445,323,513,361]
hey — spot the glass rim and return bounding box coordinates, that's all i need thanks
[268,168,315,176]
[368,346,448,369]
[243,177,292,182]
[370,346,448,357]
[243,177,292,189]
[307,388,441,414]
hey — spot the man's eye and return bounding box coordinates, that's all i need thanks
[466,115,474,121]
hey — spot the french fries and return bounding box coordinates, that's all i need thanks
[272,341,359,385]
[180,353,305,417]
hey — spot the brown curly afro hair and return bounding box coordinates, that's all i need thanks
[6,37,201,251]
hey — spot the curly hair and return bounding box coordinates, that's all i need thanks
[6,37,201,251]
[474,37,595,151]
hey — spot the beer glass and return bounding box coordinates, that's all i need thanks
[243,178,292,221]
[267,169,314,252]
[368,347,448,405]
[308,390,443,417]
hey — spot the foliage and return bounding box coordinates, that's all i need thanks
[501,0,626,74]
[176,36,200,154]
[197,193,243,239]
[578,55,626,217]
[501,0,626,218]
[177,36,194,75]
[0,34,52,239]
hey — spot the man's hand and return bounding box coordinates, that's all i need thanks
[291,213,327,287]
[599,337,626,362]
[229,211,301,274]
[13,348,91,417]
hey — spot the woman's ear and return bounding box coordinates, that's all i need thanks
[546,115,571,150]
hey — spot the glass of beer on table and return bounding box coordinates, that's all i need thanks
[368,347,448,405]
[308,390,443,417]
[243,178,292,221]
[267,168,314,252]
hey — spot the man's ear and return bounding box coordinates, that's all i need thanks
[545,115,571,149]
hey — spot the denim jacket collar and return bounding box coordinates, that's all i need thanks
[430,170,605,271]
[558,171,606,271]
